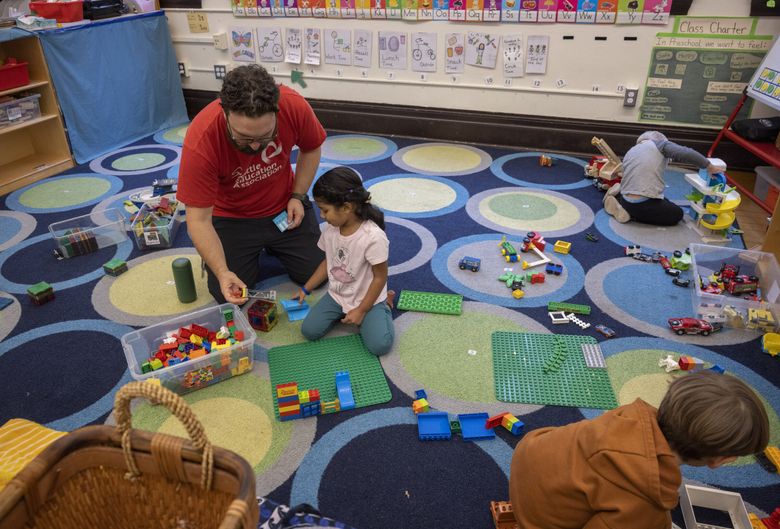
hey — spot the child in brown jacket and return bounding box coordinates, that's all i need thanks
[509,371,769,529]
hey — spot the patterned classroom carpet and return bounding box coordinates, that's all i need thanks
[0,127,778,529]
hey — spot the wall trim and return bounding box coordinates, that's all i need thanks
[184,88,762,170]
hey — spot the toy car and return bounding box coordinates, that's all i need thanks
[665,268,681,277]
[667,317,722,336]
[499,236,518,263]
[458,256,481,272]
[594,324,615,338]
[672,277,690,287]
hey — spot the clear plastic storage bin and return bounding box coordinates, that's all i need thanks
[48,208,127,258]
[690,243,780,331]
[121,303,256,395]
[0,93,41,129]
[131,198,184,250]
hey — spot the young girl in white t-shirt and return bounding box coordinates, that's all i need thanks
[295,166,395,356]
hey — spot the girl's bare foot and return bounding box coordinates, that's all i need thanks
[386,289,396,309]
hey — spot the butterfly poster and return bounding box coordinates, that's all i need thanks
[230,27,257,63]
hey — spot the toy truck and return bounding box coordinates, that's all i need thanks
[458,256,481,272]
[584,136,623,191]
[499,236,518,263]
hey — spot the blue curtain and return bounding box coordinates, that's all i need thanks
[38,12,188,163]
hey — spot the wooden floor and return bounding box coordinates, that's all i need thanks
[729,170,772,250]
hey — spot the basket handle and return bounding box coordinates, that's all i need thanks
[114,381,214,490]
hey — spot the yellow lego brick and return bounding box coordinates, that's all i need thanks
[279,403,301,414]
[150,358,164,370]
[237,357,250,374]
[145,378,161,387]
[748,513,765,529]
[299,391,310,403]
[190,334,203,346]
[553,240,571,254]
[502,414,518,429]
[412,398,429,414]
[277,383,298,398]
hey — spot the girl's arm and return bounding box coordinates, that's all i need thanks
[294,259,328,303]
[341,261,388,326]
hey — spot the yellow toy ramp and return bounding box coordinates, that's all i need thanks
[704,194,741,214]
[700,210,736,231]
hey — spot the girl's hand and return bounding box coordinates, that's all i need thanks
[341,307,367,326]
[293,289,307,304]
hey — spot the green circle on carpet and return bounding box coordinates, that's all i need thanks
[398,312,528,402]
[401,145,482,173]
[163,125,188,143]
[111,153,166,171]
[330,137,386,157]
[369,178,456,213]
[131,373,292,475]
[488,194,557,220]
[19,177,111,208]
[253,284,329,347]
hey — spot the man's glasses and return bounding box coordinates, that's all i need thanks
[225,114,277,148]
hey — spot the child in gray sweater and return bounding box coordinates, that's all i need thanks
[604,131,725,226]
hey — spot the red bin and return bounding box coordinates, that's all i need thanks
[0,59,30,92]
[29,1,84,22]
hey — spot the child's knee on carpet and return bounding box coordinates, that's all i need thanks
[301,317,328,342]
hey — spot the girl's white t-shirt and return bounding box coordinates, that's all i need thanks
[318,220,389,312]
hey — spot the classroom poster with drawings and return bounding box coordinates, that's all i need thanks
[324,29,352,65]
[229,27,257,63]
[411,32,437,72]
[257,27,284,62]
[616,0,643,24]
[285,28,302,64]
[641,0,671,24]
[353,29,373,68]
[444,33,465,73]
[595,0,617,23]
[525,35,549,74]
[503,34,524,78]
[304,28,321,65]
[465,32,499,69]
[378,31,407,70]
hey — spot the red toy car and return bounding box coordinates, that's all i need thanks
[667,318,722,336]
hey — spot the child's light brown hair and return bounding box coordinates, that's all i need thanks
[657,371,769,462]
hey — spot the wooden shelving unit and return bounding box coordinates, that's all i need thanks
[0,35,73,196]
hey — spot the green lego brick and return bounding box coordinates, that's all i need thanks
[27,282,53,296]
[492,331,618,409]
[546,302,591,315]
[397,290,463,315]
[268,334,392,419]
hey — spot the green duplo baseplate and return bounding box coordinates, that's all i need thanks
[396,290,463,315]
[268,334,392,418]
[492,331,618,409]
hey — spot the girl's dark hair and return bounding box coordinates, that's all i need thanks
[313,167,385,230]
[219,65,280,117]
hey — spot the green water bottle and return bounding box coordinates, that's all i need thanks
[172,257,197,303]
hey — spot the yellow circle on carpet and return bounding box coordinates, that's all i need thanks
[369,178,457,213]
[19,177,111,208]
[618,374,671,408]
[401,145,482,173]
[156,397,272,467]
[108,254,212,316]
[479,191,580,231]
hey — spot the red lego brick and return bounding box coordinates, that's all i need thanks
[234,330,245,341]
[485,413,508,430]
[190,324,208,338]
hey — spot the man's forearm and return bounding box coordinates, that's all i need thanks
[188,220,229,277]
[293,147,322,195]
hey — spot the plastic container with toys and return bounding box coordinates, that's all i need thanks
[690,243,780,331]
[0,93,41,129]
[120,303,256,395]
[131,196,184,250]
[48,208,127,258]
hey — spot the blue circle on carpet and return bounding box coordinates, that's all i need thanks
[491,152,592,190]
[363,174,469,219]
[320,134,398,164]
[386,217,437,276]
[5,174,124,214]
[0,211,36,251]
[89,144,181,176]
[0,320,134,430]
[432,234,585,307]
[289,407,513,508]
[91,186,152,231]
[0,233,133,294]
[583,337,780,488]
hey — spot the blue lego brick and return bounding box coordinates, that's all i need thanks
[277,394,300,405]
[414,389,427,400]
[302,402,321,417]
[708,365,725,374]
[335,371,355,410]
[458,413,496,441]
[279,413,302,422]
[417,412,452,441]
[280,299,311,322]
[510,420,525,435]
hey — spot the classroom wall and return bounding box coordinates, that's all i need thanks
[168,0,780,124]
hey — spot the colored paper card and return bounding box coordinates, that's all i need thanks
[326,0,340,17]
[186,12,209,33]
[537,0,557,21]
[324,29,352,65]
[403,0,418,19]
[299,0,314,15]
[258,0,272,16]
[231,0,246,16]
[642,0,670,24]
[502,0,521,21]
[411,32,437,72]
[557,0,576,22]
[341,0,357,17]
[356,0,371,17]
[525,34,549,74]
[273,211,289,232]
[445,33,465,74]
[503,34,524,78]
[465,32,499,69]
[576,0,596,22]
[387,0,403,18]
[484,0,501,21]
[433,0,449,19]
[371,0,387,18]
[271,0,285,17]
[284,0,300,16]
[258,27,284,62]
[595,0,616,23]
[466,0,483,20]
[312,0,327,17]
[305,28,321,65]
[353,29,373,68]
[379,32,407,69]
[449,0,466,21]
[230,27,257,63]
[418,0,433,19]
[616,0,643,23]
[285,28,302,63]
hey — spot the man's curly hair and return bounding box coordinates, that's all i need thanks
[219,65,280,117]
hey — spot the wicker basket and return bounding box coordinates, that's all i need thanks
[0,382,259,529]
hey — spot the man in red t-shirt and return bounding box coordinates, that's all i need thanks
[178,65,327,304]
